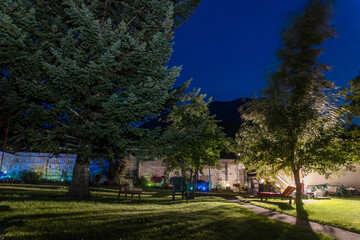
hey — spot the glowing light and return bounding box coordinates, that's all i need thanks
[226,183,230,187]
[3,171,7,174]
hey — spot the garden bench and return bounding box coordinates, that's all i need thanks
[117,178,142,200]
[257,186,296,204]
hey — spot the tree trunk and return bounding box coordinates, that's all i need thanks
[190,167,198,199]
[180,162,189,199]
[289,133,304,213]
[293,167,303,211]
[290,150,304,213]
[67,156,91,198]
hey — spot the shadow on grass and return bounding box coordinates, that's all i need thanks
[250,199,295,211]
[0,185,222,207]
[0,205,12,237]
[0,200,324,240]
[0,205,12,212]
[249,199,322,237]
[295,206,312,232]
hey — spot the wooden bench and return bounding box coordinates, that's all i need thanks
[117,178,142,200]
[257,186,296,204]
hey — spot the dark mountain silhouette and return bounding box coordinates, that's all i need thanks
[209,97,250,138]
[142,97,251,138]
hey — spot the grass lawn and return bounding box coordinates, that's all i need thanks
[0,184,334,240]
[245,197,360,233]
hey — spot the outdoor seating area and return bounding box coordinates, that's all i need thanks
[117,178,142,200]
[169,176,186,201]
[306,184,360,199]
[257,186,296,204]
[2,1,360,239]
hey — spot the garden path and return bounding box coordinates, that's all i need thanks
[225,197,360,240]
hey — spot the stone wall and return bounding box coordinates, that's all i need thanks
[1,151,76,179]
[124,157,246,190]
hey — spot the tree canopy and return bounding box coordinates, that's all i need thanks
[235,0,348,213]
[0,0,200,197]
[162,89,228,198]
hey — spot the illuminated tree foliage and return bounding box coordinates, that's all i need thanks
[344,74,360,161]
[235,0,347,213]
[0,0,200,197]
[162,89,227,199]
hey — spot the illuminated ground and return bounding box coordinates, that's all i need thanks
[243,197,360,233]
[0,184,333,240]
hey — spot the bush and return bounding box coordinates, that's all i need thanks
[103,180,114,186]
[150,175,162,184]
[19,170,42,184]
[136,176,148,187]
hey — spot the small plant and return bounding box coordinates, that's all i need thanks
[95,174,102,184]
[136,176,148,187]
[103,180,114,186]
[150,175,162,184]
[19,170,43,184]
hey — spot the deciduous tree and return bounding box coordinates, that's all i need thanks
[162,89,227,198]
[235,0,347,214]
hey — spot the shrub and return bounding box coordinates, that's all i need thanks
[136,176,148,187]
[150,175,162,184]
[19,170,42,184]
[61,170,70,179]
[103,180,114,186]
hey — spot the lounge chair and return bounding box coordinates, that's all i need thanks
[257,186,296,204]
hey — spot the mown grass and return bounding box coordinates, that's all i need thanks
[0,184,333,240]
[246,197,360,233]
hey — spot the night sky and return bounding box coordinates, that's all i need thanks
[168,0,360,101]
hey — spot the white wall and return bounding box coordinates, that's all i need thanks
[304,163,360,187]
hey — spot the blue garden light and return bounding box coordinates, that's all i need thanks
[196,180,209,192]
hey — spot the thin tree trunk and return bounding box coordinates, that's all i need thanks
[290,145,304,213]
[180,162,189,199]
[190,167,198,199]
[289,132,304,213]
[67,155,91,198]
[292,167,303,208]
[188,168,194,199]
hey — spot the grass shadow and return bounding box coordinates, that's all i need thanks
[250,199,295,211]
[0,184,224,207]
[0,199,324,240]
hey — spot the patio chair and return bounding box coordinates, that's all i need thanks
[257,186,296,204]
[169,177,186,201]
[117,177,142,200]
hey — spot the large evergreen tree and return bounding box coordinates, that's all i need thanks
[0,0,200,197]
[235,0,346,214]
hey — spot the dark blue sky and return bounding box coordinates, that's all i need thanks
[169,0,360,101]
